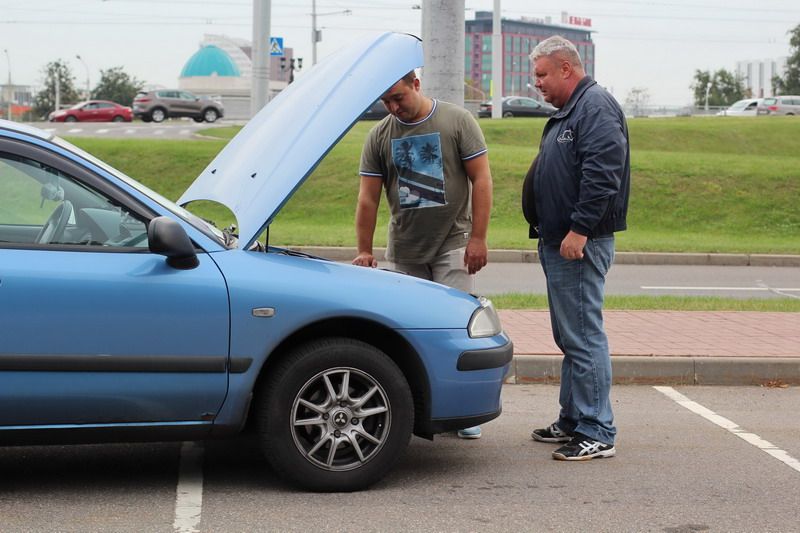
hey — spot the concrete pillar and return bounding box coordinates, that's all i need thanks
[251,0,271,117]
[421,0,465,106]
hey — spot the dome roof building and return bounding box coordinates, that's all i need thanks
[179,34,294,118]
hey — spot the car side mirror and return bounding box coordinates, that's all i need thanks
[148,216,199,270]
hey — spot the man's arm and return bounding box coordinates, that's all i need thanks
[463,153,493,275]
[352,176,383,267]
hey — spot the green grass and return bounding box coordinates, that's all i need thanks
[68,116,800,255]
[489,293,800,312]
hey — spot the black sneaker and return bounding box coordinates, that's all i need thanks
[552,433,616,461]
[531,423,572,443]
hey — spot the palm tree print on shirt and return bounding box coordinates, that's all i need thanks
[391,132,446,209]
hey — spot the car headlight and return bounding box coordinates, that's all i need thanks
[468,296,502,338]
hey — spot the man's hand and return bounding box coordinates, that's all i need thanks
[560,230,588,260]
[464,237,488,274]
[352,252,378,268]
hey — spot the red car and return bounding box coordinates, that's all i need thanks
[49,100,133,122]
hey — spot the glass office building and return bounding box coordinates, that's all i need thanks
[465,11,595,98]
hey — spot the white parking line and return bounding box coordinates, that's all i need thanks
[96,129,109,134]
[173,441,204,533]
[67,128,83,133]
[179,129,190,135]
[655,386,800,474]
[125,129,136,134]
[154,129,166,135]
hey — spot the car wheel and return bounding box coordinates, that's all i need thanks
[112,115,125,122]
[192,116,204,123]
[140,116,152,123]
[256,337,413,492]
[65,116,78,122]
[203,108,219,123]
[503,111,514,118]
[150,108,166,123]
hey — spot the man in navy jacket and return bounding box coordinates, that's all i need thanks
[524,35,630,461]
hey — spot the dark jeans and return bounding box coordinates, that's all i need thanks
[538,236,617,445]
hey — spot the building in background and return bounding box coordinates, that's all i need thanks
[179,34,296,119]
[0,83,34,120]
[464,10,594,100]
[736,57,787,98]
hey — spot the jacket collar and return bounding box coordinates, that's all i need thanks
[552,76,596,119]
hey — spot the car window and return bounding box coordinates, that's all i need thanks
[0,152,148,248]
[763,98,777,105]
[84,103,98,110]
[519,99,539,108]
[97,102,114,109]
[180,92,196,100]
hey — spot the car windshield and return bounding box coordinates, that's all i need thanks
[729,100,750,110]
[69,101,89,109]
[763,98,777,105]
[49,136,228,247]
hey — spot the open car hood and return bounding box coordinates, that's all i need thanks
[178,32,423,248]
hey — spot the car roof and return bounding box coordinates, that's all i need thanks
[0,119,53,141]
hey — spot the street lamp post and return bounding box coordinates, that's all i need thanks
[76,54,90,99]
[3,49,10,120]
[311,1,351,66]
[704,81,712,114]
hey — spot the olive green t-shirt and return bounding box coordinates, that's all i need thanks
[359,100,488,264]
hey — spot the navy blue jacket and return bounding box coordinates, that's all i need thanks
[523,76,630,244]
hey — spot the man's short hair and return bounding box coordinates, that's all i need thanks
[401,70,417,85]
[530,36,583,69]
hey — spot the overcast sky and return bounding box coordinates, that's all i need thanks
[1,0,797,106]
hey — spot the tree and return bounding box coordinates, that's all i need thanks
[91,67,143,106]
[624,87,650,117]
[773,23,800,95]
[690,69,745,107]
[33,60,80,119]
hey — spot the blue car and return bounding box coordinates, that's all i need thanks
[0,33,511,491]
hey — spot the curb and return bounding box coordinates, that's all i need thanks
[286,246,800,267]
[506,355,800,386]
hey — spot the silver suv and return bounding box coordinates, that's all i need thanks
[132,90,224,123]
[757,95,800,116]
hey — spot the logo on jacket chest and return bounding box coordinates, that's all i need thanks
[556,129,574,144]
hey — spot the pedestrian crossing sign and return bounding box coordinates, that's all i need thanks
[269,37,284,56]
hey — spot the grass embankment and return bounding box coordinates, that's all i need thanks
[71,116,800,255]
[491,294,800,312]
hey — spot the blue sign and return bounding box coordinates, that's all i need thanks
[269,37,284,56]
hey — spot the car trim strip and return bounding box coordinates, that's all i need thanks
[456,341,514,371]
[0,354,230,373]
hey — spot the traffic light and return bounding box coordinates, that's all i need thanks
[280,57,286,71]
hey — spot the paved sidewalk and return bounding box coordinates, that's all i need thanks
[500,310,800,385]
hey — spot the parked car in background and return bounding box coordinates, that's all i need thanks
[48,100,132,122]
[716,98,761,116]
[360,99,389,120]
[757,95,800,116]
[0,33,510,493]
[132,89,224,123]
[478,96,557,118]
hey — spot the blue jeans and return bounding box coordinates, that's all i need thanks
[538,236,616,445]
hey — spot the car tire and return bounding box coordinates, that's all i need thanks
[65,116,78,122]
[140,116,152,123]
[503,111,514,118]
[150,108,167,123]
[112,116,125,122]
[203,108,219,123]
[192,116,204,123]
[256,337,413,492]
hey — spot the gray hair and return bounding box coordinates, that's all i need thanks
[530,35,583,68]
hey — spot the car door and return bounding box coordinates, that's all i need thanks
[180,91,203,115]
[0,139,230,427]
[96,102,115,121]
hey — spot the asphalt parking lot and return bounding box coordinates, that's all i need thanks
[1,384,798,533]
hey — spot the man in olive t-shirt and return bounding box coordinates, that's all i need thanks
[353,70,493,294]
[352,71,493,441]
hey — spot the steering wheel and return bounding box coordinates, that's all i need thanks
[35,201,74,244]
